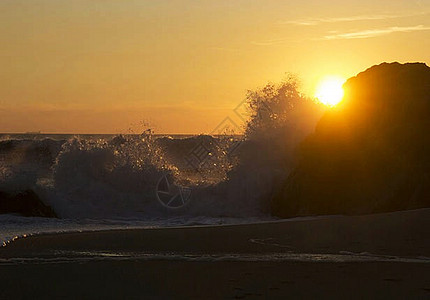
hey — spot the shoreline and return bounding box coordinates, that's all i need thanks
[2,208,429,257]
[1,208,426,250]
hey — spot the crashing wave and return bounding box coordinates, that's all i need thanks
[0,78,323,219]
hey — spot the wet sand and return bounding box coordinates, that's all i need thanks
[0,209,429,299]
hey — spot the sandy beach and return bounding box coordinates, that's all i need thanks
[0,209,429,299]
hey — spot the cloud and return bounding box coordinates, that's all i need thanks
[321,25,430,40]
[280,12,429,26]
[252,24,430,46]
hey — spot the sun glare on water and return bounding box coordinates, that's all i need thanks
[315,77,345,106]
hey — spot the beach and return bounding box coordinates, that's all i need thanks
[0,209,429,299]
[2,0,430,298]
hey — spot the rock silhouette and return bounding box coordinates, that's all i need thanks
[0,190,57,218]
[272,62,430,217]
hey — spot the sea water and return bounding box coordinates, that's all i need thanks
[0,133,278,245]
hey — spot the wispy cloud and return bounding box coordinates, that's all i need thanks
[321,25,430,40]
[281,12,429,26]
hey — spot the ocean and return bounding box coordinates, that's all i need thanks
[0,79,327,247]
[0,133,277,246]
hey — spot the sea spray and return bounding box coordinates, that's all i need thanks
[186,78,324,217]
[0,77,324,219]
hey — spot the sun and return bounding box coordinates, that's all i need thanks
[315,76,345,106]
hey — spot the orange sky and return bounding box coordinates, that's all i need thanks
[1,0,429,134]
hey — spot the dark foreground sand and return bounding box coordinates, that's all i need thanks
[0,209,429,299]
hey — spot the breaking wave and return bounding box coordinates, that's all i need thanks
[0,78,324,220]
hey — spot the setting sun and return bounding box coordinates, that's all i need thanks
[315,77,345,106]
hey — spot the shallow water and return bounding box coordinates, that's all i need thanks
[0,214,276,246]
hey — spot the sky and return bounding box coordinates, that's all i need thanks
[1,0,429,134]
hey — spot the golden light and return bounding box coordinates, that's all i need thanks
[315,76,345,106]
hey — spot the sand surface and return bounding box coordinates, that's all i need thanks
[0,209,429,299]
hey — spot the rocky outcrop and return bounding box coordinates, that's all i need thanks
[272,62,430,217]
[0,190,57,218]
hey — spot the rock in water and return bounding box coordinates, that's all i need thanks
[0,190,57,218]
[272,62,430,218]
